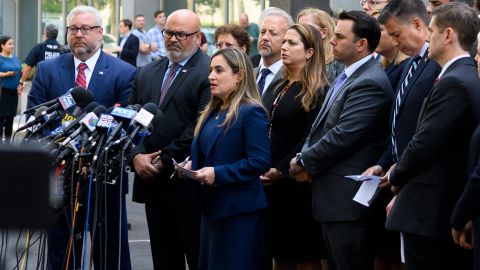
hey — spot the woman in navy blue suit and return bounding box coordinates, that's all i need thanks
[185,48,271,270]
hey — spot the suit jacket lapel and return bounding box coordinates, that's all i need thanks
[396,53,431,115]
[153,59,169,106]
[59,54,76,91]
[262,66,283,98]
[159,51,201,111]
[310,59,373,135]
[204,112,226,160]
[88,52,108,94]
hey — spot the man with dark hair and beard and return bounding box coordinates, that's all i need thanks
[129,9,211,270]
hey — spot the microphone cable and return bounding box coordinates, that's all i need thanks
[81,167,94,270]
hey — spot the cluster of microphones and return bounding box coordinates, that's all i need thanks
[16,87,162,200]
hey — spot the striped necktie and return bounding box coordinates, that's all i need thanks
[76,62,88,89]
[257,68,271,95]
[391,55,421,160]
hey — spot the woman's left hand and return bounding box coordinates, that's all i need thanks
[17,84,23,96]
[194,167,215,185]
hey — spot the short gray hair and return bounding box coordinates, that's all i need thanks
[258,7,294,26]
[67,5,102,26]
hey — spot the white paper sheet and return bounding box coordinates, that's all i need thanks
[345,175,381,207]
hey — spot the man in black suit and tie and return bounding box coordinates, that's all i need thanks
[365,0,441,179]
[384,2,480,269]
[289,11,393,270]
[253,7,293,98]
[114,19,139,67]
[129,9,210,270]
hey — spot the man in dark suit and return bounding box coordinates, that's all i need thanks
[289,11,393,270]
[253,7,292,98]
[129,9,210,270]
[385,2,480,269]
[27,5,136,270]
[115,19,139,67]
[363,0,442,248]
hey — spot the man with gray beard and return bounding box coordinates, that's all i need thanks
[129,9,211,270]
[254,7,293,98]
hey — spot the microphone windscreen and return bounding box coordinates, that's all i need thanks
[34,106,48,118]
[126,104,142,112]
[142,103,158,115]
[82,102,99,113]
[70,87,94,108]
[92,105,108,116]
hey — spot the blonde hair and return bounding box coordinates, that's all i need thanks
[194,48,263,136]
[380,51,409,68]
[280,24,329,112]
[297,8,335,64]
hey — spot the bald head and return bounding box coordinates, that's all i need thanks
[167,9,201,32]
[239,13,249,28]
[164,9,202,63]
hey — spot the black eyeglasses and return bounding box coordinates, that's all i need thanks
[67,26,101,35]
[162,30,199,40]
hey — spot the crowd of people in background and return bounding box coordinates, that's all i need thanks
[2,0,480,269]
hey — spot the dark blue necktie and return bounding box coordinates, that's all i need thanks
[391,55,422,160]
[257,68,271,95]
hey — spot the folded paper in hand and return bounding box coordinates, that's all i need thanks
[345,175,381,207]
[172,158,196,179]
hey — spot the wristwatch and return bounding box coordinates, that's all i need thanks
[19,80,24,86]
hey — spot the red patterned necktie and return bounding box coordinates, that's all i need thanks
[76,62,88,89]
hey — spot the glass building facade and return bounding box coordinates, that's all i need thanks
[2,0,346,60]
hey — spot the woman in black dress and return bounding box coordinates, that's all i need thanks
[261,24,329,270]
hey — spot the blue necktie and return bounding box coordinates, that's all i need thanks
[326,70,347,107]
[391,55,422,160]
[257,68,271,95]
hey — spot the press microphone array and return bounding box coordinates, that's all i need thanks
[14,87,161,199]
[10,88,162,269]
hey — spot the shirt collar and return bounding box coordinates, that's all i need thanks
[344,54,372,78]
[259,59,283,75]
[74,48,101,72]
[438,54,470,79]
[418,42,429,58]
[121,31,131,38]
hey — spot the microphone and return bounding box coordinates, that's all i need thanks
[122,103,159,152]
[24,86,93,115]
[104,105,140,146]
[61,105,107,146]
[43,87,94,115]
[92,113,117,165]
[18,88,94,132]
[49,102,100,141]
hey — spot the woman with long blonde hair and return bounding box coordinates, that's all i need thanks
[189,48,271,270]
[297,8,344,83]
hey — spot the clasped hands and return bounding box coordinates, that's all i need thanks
[452,221,474,250]
[288,154,312,183]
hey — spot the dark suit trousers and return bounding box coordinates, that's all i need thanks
[145,191,201,270]
[403,232,471,270]
[321,221,374,270]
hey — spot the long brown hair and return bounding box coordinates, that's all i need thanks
[280,24,328,112]
[194,48,263,136]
